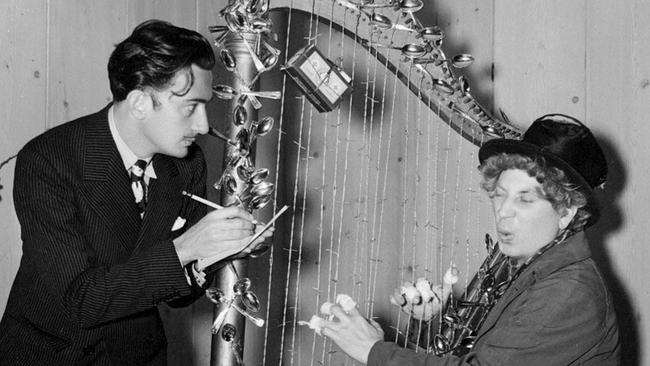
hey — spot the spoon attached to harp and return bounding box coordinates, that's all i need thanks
[213,84,282,100]
[414,54,475,69]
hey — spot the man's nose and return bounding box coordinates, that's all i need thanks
[495,197,515,219]
[193,108,209,135]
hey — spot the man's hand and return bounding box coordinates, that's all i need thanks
[391,268,458,321]
[321,304,384,365]
[173,206,273,266]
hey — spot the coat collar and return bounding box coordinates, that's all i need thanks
[516,231,590,285]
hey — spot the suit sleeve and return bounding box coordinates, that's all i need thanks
[13,145,206,328]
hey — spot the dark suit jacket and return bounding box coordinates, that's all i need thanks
[0,105,208,365]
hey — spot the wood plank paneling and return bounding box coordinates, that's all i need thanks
[0,0,48,316]
[47,0,127,125]
[493,0,587,127]
[128,0,199,30]
[434,0,495,116]
[586,1,650,365]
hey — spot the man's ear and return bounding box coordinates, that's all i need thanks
[125,89,153,120]
[559,206,579,230]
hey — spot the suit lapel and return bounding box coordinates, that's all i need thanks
[134,154,183,252]
[80,106,142,252]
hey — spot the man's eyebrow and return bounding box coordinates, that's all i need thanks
[184,96,212,103]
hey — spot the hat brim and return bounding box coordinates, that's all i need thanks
[479,138,600,226]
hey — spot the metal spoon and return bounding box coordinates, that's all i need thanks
[398,43,427,58]
[206,288,234,334]
[251,182,274,197]
[233,277,251,295]
[414,54,474,69]
[213,84,238,100]
[208,25,229,33]
[233,105,247,126]
[254,116,274,136]
[221,323,237,342]
[248,193,272,210]
[238,33,266,72]
[251,17,272,33]
[214,84,281,100]
[367,12,415,32]
[224,12,249,32]
[236,165,251,181]
[249,168,269,185]
[208,127,238,148]
[400,0,424,13]
[223,175,238,195]
[207,287,264,328]
[432,78,455,95]
[220,49,237,72]
[261,52,278,71]
[451,54,475,68]
[231,300,265,327]
[419,26,444,42]
[241,290,261,313]
[220,324,245,366]
[458,76,470,96]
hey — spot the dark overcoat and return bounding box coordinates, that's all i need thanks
[369,232,621,365]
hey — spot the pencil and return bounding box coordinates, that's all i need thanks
[182,191,224,210]
[182,191,261,225]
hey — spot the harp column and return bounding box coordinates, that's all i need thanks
[210,32,260,366]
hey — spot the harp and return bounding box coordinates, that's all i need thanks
[205,1,521,365]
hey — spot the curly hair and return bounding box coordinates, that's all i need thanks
[478,153,590,234]
[108,19,215,103]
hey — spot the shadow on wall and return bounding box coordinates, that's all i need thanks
[585,135,637,365]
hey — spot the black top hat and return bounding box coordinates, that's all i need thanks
[478,114,607,226]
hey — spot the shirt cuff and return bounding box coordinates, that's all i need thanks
[183,262,207,288]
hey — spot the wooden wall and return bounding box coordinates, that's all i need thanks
[1,1,649,365]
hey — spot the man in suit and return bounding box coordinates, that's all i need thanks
[0,19,272,365]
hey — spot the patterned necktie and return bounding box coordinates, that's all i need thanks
[130,159,148,213]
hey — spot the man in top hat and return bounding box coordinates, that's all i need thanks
[319,114,621,365]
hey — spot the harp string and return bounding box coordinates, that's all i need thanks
[325,9,363,365]
[308,3,338,366]
[287,1,329,364]
[351,9,376,313]
[282,0,325,363]
[420,95,436,349]
[393,64,414,346]
[312,4,350,365]
[366,12,400,320]
[267,0,294,363]
[371,44,403,345]
[353,9,388,322]
[464,126,482,290]
[410,74,428,351]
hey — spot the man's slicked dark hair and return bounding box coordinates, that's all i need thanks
[108,19,215,101]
